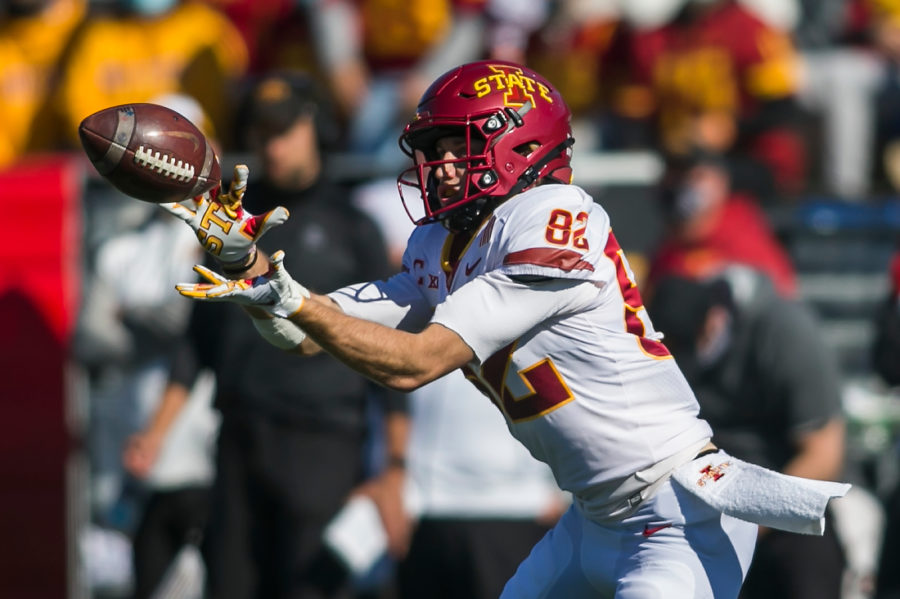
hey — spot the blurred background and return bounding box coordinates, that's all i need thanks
[3,0,900,597]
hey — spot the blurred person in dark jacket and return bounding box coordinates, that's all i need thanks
[648,267,847,599]
[873,245,900,599]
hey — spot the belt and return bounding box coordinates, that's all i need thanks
[576,437,714,523]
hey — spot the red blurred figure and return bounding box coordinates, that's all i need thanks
[525,1,621,124]
[306,0,488,156]
[202,0,295,73]
[893,250,900,295]
[620,0,807,198]
[647,152,798,299]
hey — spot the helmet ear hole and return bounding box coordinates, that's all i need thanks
[513,141,540,157]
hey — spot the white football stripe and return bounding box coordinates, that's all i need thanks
[95,107,136,175]
[189,141,217,197]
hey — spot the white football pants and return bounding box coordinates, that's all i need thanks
[500,479,757,598]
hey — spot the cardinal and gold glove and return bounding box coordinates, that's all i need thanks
[176,250,309,318]
[162,164,289,270]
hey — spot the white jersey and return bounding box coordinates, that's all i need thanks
[330,184,712,520]
[404,369,563,519]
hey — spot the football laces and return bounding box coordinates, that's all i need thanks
[134,145,195,182]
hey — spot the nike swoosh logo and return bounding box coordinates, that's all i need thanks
[464,258,482,276]
[642,523,672,537]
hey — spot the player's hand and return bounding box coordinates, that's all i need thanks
[352,466,412,559]
[161,164,290,268]
[176,250,309,318]
[122,432,163,479]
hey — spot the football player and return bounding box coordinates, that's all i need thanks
[173,60,847,598]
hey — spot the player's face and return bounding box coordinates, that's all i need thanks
[431,135,485,206]
[254,115,320,191]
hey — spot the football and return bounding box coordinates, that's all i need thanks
[78,103,221,203]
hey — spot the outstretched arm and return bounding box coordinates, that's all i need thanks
[177,249,474,390]
[288,295,474,391]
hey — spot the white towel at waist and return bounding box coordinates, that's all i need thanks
[670,450,851,535]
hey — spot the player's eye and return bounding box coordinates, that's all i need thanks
[434,136,467,159]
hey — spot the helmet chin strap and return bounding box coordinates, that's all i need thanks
[507,137,576,197]
[442,196,499,233]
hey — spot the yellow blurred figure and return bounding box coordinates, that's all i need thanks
[54,0,247,149]
[360,0,451,67]
[0,0,87,168]
[869,0,900,21]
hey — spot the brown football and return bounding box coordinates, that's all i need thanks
[78,103,221,203]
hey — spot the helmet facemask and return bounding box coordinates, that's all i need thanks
[398,109,515,232]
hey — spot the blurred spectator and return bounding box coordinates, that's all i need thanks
[738,0,800,32]
[253,4,322,77]
[873,246,900,599]
[647,267,847,599]
[0,0,87,168]
[348,179,567,599]
[872,246,900,386]
[122,371,217,599]
[73,92,215,597]
[795,0,892,199]
[878,479,900,599]
[791,0,850,49]
[74,192,203,527]
[521,0,621,151]
[321,373,567,599]
[203,0,329,81]
[485,0,549,64]
[646,151,798,298]
[307,0,487,165]
[617,0,685,29]
[202,0,295,73]
[74,178,206,597]
[866,0,900,194]
[77,205,211,592]
[617,0,808,199]
[159,71,403,599]
[51,0,247,152]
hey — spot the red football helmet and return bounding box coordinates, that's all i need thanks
[398,60,574,232]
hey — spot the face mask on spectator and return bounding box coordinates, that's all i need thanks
[121,0,176,17]
[672,183,715,222]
